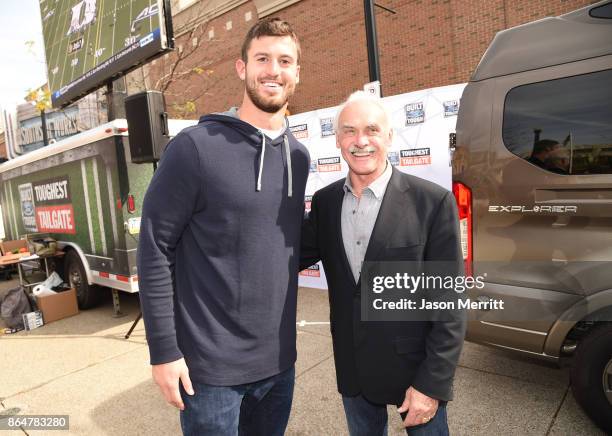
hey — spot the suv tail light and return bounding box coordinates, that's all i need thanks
[452,182,473,276]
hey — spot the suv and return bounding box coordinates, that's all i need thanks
[451,1,612,432]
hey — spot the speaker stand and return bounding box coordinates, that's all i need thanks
[125,311,142,339]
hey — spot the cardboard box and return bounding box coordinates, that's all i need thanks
[36,288,79,324]
[0,252,31,264]
[1,239,28,254]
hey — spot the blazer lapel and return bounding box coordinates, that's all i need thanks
[331,182,358,287]
[358,168,410,285]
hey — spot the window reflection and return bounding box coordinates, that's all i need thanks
[503,69,612,175]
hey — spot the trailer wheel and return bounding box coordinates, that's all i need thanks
[64,250,100,309]
[571,323,612,433]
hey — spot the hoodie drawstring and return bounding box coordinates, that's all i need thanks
[256,131,293,198]
[283,135,293,198]
[256,131,266,192]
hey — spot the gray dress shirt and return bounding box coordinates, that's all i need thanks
[341,162,393,283]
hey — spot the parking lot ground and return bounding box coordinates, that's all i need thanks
[0,279,605,435]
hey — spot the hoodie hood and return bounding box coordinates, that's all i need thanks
[199,107,289,144]
[198,108,293,196]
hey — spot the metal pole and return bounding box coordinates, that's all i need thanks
[364,0,382,94]
[106,78,127,121]
[106,81,116,121]
[41,108,49,146]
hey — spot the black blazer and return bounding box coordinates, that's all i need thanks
[301,167,467,405]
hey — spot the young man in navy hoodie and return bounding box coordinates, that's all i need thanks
[137,18,309,435]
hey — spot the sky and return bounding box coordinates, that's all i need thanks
[0,0,48,109]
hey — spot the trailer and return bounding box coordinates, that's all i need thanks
[0,118,195,309]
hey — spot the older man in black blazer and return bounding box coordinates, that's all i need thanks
[301,91,466,435]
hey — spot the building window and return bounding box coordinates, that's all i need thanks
[208,28,215,40]
[226,20,233,30]
[178,0,197,11]
[245,11,253,21]
[502,69,612,175]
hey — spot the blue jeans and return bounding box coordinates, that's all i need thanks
[179,366,295,436]
[342,394,449,436]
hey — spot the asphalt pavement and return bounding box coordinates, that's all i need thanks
[0,277,605,435]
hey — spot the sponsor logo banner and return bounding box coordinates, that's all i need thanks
[443,100,459,117]
[19,183,38,232]
[290,123,309,139]
[400,148,431,166]
[140,32,154,47]
[320,117,335,137]
[309,160,318,173]
[317,156,341,172]
[405,102,425,125]
[387,151,400,167]
[35,204,76,234]
[304,195,312,212]
[33,176,71,206]
[300,264,321,277]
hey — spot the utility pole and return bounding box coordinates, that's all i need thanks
[364,0,382,95]
[40,108,49,146]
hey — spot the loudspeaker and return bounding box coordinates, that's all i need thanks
[125,91,169,163]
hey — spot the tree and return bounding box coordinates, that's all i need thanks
[135,5,223,119]
[24,84,52,113]
[23,41,103,136]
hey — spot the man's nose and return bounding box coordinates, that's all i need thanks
[356,133,369,147]
[266,59,281,76]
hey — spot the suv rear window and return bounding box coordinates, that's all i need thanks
[502,68,612,175]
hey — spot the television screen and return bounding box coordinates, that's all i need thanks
[39,0,173,107]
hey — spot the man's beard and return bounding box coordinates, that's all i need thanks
[245,79,293,114]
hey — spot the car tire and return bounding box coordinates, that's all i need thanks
[64,250,100,309]
[571,323,612,433]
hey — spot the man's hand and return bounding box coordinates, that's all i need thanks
[152,358,194,410]
[397,386,439,427]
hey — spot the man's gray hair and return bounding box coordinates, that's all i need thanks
[333,90,392,132]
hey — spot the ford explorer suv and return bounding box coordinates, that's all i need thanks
[451,1,612,432]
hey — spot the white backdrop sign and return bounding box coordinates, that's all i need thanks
[291,83,466,289]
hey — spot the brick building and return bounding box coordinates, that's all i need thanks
[143,0,596,117]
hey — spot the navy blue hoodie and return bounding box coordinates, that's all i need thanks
[137,109,309,385]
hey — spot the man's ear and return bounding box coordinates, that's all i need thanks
[236,59,246,81]
[295,64,300,84]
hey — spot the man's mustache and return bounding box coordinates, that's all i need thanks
[348,145,377,154]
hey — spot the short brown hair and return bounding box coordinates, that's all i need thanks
[241,18,301,63]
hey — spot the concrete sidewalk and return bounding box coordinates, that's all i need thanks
[0,279,605,435]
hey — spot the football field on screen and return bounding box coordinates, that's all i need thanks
[40,0,158,94]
